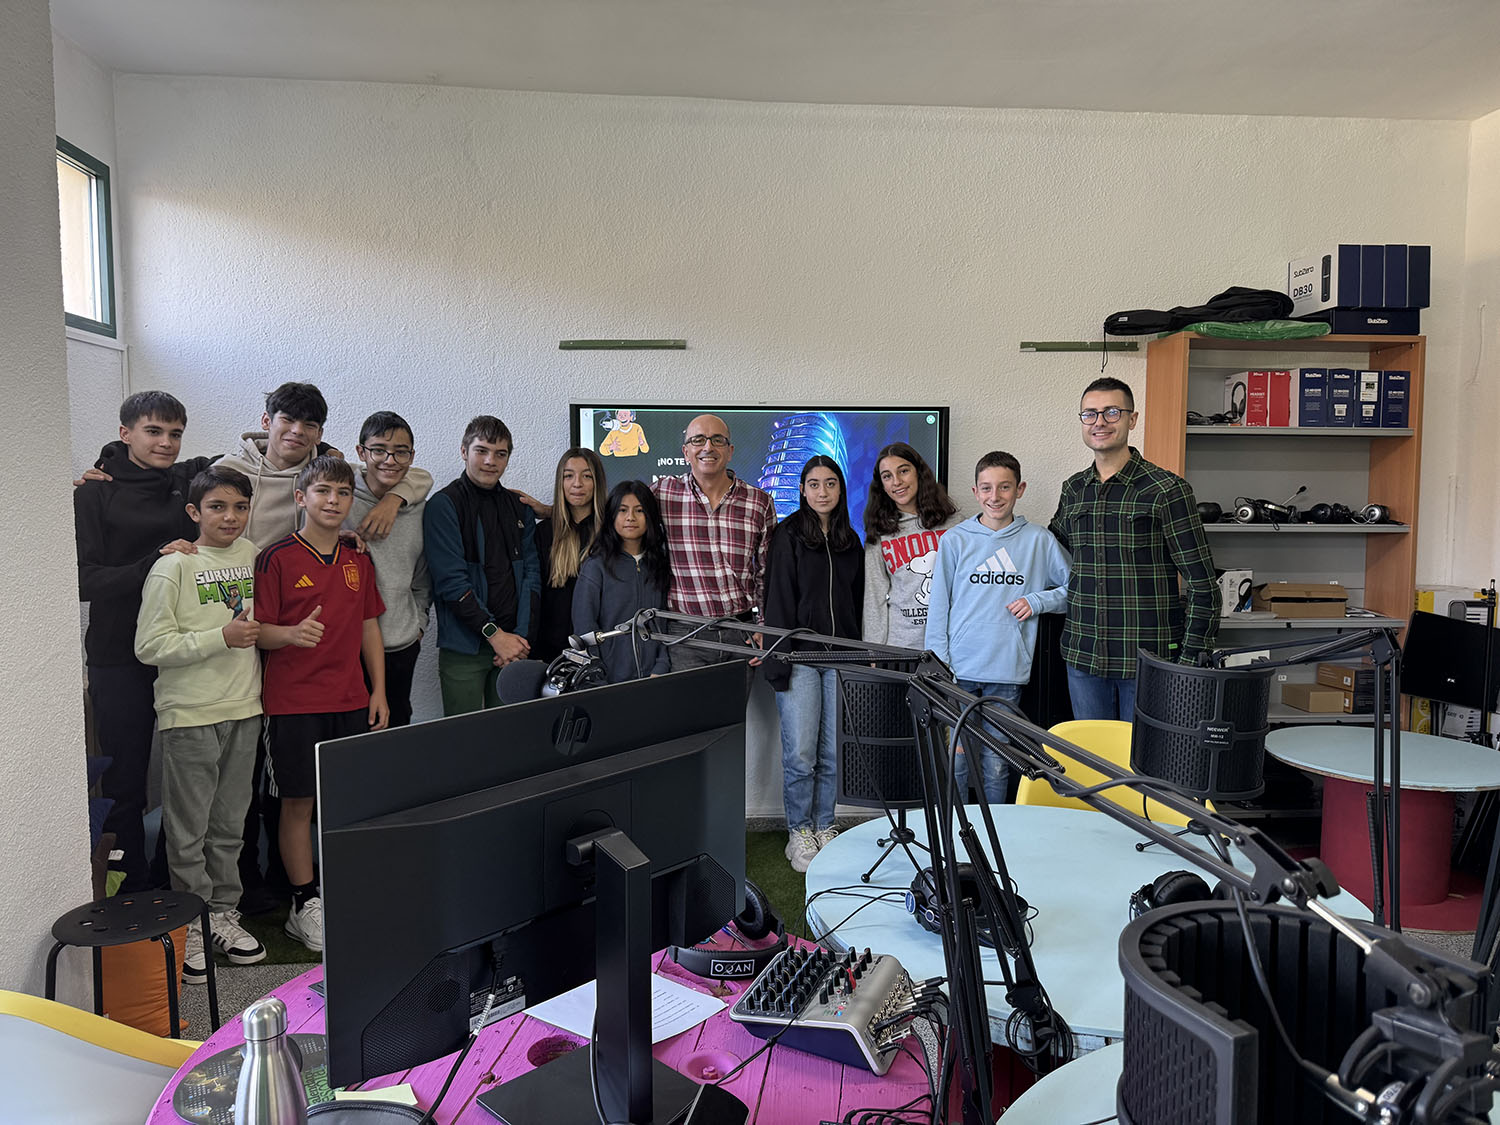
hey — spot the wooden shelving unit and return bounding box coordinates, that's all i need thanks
[1144,332,1425,627]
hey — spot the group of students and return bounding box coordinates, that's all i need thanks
[74,374,1220,981]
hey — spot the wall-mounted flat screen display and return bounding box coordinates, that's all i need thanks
[569,404,949,531]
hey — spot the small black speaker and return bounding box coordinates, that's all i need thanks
[1131,651,1272,802]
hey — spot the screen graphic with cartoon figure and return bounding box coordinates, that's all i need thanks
[571,405,947,533]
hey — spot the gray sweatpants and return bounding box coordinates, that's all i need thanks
[161,716,259,914]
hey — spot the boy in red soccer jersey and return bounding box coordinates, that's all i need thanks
[254,456,388,951]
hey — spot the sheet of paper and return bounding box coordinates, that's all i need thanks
[334,1083,419,1105]
[526,973,725,1043]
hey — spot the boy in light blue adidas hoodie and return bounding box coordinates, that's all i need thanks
[927,451,1071,803]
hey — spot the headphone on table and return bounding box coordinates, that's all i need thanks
[667,879,787,981]
[1128,870,1232,920]
[906,864,1031,954]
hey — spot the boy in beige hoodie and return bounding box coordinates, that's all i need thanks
[136,464,267,984]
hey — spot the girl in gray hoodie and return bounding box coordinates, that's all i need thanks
[861,442,962,649]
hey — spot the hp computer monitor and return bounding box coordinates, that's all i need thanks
[316,663,750,1122]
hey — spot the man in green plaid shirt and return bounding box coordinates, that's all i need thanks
[1048,377,1218,720]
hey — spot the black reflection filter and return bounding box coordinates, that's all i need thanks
[1131,651,1273,802]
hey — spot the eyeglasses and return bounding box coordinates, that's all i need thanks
[1079,407,1129,424]
[361,445,414,464]
[683,434,730,448]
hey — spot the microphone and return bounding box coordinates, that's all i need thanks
[496,659,549,705]
[569,622,635,648]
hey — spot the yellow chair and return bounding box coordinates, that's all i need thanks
[0,990,199,1124]
[1016,719,1213,827]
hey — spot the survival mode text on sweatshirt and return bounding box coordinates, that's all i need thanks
[925,515,1071,685]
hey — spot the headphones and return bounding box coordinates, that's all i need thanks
[1196,501,1223,524]
[1129,870,1231,920]
[667,879,787,981]
[1231,497,1298,525]
[906,864,1030,953]
[1356,503,1392,525]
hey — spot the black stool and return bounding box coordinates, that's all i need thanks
[44,890,220,1036]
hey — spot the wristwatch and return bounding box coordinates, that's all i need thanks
[481,621,499,639]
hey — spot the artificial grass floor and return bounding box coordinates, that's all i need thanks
[228,830,812,969]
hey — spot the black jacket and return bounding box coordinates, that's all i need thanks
[74,443,213,666]
[761,517,864,692]
[533,514,596,663]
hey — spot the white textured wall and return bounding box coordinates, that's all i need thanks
[1456,110,1500,587]
[54,30,129,475]
[112,77,1474,812]
[0,0,93,1001]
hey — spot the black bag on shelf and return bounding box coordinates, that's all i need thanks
[1104,286,1294,336]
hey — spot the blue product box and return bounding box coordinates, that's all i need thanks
[1409,245,1430,308]
[1356,370,1382,427]
[1384,244,1409,308]
[1298,368,1328,427]
[1380,370,1410,428]
[1360,245,1385,308]
[1327,368,1357,427]
[1311,307,1421,335]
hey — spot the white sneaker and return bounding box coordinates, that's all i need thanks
[211,909,267,965]
[285,896,325,953]
[182,922,207,986]
[814,825,840,849]
[787,828,820,874]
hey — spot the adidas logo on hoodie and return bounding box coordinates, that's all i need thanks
[969,546,1026,586]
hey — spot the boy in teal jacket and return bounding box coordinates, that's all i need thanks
[423,416,540,714]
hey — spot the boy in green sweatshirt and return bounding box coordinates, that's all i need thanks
[135,464,268,983]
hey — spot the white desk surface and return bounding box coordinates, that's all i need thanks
[1265,727,1500,792]
[804,805,1368,1048]
[1000,1041,1122,1124]
[997,1041,1500,1124]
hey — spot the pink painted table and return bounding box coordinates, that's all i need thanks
[146,945,931,1124]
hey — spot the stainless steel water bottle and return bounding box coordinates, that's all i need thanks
[233,996,308,1125]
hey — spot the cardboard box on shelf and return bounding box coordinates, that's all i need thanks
[1317,661,1375,692]
[1282,682,1345,713]
[1252,582,1349,620]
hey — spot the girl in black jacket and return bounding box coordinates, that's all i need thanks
[763,455,864,872]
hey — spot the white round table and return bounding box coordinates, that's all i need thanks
[804,805,1368,1052]
[1266,727,1500,913]
[998,1042,1500,1124]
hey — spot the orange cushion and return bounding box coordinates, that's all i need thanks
[99,924,188,1037]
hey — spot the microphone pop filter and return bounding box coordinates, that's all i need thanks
[496,659,548,705]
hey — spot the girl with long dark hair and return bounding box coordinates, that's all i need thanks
[572,480,671,683]
[532,448,607,662]
[861,441,960,648]
[763,455,864,872]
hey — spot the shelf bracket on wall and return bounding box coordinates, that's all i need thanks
[1019,341,1138,353]
[560,340,686,350]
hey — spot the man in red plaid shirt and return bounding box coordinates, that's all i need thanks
[652,414,777,675]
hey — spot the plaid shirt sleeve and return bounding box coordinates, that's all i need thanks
[1157,473,1219,663]
[654,474,777,619]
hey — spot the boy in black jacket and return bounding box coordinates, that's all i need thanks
[75,391,211,890]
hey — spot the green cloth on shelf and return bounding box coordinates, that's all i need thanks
[1183,320,1332,340]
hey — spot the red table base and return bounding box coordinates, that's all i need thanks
[1319,778,1454,910]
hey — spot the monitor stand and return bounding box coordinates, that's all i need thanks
[477,829,747,1125]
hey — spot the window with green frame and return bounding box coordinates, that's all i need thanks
[56,137,116,338]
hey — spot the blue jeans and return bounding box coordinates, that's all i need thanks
[1065,666,1138,722]
[953,680,1021,804]
[775,665,839,832]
